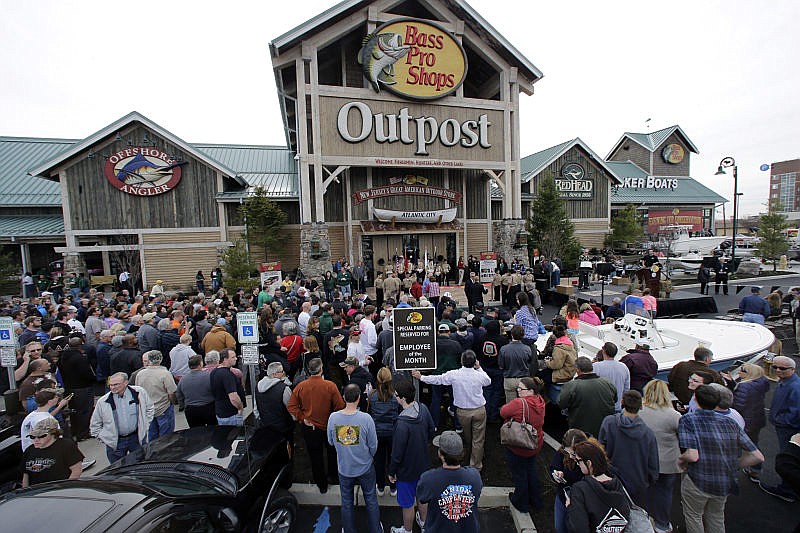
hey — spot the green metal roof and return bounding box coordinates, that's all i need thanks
[520,139,574,183]
[0,137,73,207]
[605,161,648,179]
[607,125,699,159]
[195,143,299,199]
[611,176,727,205]
[0,215,64,237]
[0,137,299,207]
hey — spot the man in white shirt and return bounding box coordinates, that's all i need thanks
[359,305,378,361]
[297,301,311,338]
[413,350,491,471]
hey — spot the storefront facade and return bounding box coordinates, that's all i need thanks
[606,125,725,238]
[269,0,542,278]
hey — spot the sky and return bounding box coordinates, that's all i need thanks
[2,0,798,218]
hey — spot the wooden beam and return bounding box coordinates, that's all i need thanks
[323,165,349,193]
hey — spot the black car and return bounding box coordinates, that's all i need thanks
[0,424,296,532]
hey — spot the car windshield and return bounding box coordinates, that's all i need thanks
[1,495,116,530]
[113,472,228,497]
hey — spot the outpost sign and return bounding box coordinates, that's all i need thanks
[392,307,437,370]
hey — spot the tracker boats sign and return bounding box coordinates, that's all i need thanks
[104,147,187,196]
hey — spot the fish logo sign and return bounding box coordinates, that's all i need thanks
[103,146,187,196]
[359,19,467,100]
[358,31,411,91]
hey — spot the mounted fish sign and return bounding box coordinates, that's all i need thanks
[359,19,467,100]
[103,147,187,196]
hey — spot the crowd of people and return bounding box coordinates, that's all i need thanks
[2,259,800,533]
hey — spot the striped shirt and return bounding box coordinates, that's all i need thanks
[426,281,440,298]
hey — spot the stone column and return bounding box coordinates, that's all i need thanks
[63,253,86,276]
[492,219,529,264]
[300,222,331,282]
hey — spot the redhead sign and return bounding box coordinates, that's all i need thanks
[358,19,467,100]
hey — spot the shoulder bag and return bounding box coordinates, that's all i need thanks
[500,398,538,450]
[620,484,655,533]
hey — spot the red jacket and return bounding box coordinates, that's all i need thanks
[500,394,546,457]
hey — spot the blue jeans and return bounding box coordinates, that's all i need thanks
[340,284,351,298]
[483,367,504,420]
[107,432,143,464]
[216,413,244,426]
[742,313,765,324]
[551,271,560,287]
[645,472,677,530]
[505,448,541,513]
[339,465,381,533]
[148,405,175,441]
[554,493,568,533]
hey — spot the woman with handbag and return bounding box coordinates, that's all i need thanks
[499,376,546,513]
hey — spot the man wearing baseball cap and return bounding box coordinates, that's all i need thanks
[415,430,483,533]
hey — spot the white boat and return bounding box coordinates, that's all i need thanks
[666,252,704,271]
[536,302,775,378]
[658,224,728,255]
[373,207,457,224]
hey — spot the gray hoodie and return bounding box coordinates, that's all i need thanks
[257,375,292,407]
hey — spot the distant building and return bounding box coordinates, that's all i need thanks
[769,158,800,214]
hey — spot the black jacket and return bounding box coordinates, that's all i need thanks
[346,365,374,411]
[58,348,95,389]
[110,347,143,377]
[567,476,631,533]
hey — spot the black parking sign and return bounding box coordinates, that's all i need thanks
[392,307,437,370]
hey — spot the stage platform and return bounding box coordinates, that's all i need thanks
[549,283,718,317]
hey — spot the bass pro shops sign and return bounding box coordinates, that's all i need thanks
[358,19,467,100]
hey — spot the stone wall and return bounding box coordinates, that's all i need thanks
[492,219,529,265]
[300,222,332,282]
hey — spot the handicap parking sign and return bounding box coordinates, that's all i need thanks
[237,312,258,344]
[243,326,253,337]
[0,317,13,347]
[0,331,9,341]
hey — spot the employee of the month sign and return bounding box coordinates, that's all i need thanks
[359,18,467,100]
[392,307,437,370]
[104,147,187,196]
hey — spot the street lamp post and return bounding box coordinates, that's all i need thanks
[715,157,738,276]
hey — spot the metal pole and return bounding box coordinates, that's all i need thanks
[731,165,738,277]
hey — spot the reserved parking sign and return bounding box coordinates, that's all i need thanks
[392,307,437,371]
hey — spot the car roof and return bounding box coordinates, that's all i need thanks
[101,424,285,491]
[0,481,153,531]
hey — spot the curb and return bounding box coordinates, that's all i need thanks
[291,483,515,508]
[292,432,564,533]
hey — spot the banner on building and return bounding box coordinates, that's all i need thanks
[648,209,703,233]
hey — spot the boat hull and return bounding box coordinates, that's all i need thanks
[536,316,775,379]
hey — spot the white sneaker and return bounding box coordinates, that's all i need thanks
[376,485,385,496]
[389,486,397,497]
[390,527,408,533]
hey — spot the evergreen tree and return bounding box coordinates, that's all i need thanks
[607,204,644,248]
[240,186,288,261]
[220,240,257,291]
[758,203,789,271]
[0,250,19,295]
[526,172,581,268]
